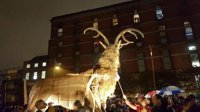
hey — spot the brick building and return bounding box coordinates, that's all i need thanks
[0,67,23,108]
[23,55,48,81]
[47,0,200,92]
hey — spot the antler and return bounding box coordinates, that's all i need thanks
[84,27,110,45]
[114,28,144,48]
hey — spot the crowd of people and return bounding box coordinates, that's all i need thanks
[1,94,200,112]
[105,94,200,112]
[33,93,200,112]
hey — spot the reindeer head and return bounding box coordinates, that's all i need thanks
[84,27,144,70]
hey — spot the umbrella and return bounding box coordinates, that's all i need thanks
[145,90,160,98]
[159,86,184,96]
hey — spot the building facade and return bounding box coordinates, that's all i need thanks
[0,67,23,108]
[48,0,200,92]
[23,55,48,81]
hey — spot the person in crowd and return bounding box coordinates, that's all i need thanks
[166,96,177,112]
[152,94,168,112]
[115,98,124,112]
[73,99,92,112]
[23,104,28,112]
[83,98,92,112]
[74,100,83,112]
[46,102,55,112]
[123,94,152,112]
[183,94,199,112]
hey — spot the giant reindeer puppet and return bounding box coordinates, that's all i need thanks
[28,27,144,112]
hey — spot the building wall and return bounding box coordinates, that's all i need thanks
[23,55,48,81]
[47,0,200,79]
[0,68,23,107]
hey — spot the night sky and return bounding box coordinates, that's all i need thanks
[0,0,130,69]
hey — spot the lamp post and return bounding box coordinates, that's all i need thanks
[149,45,157,90]
[52,61,61,104]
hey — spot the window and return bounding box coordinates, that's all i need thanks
[161,37,167,44]
[94,42,99,53]
[162,50,172,70]
[75,66,80,72]
[184,21,193,40]
[163,57,172,69]
[188,45,197,51]
[26,64,30,68]
[195,74,200,89]
[190,53,200,67]
[159,25,167,44]
[156,6,164,19]
[33,72,38,80]
[136,42,142,47]
[159,25,166,31]
[133,10,140,23]
[25,73,30,80]
[112,14,119,26]
[57,53,63,58]
[75,60,80,72]
[93,18,98,29]
[34,63,38,67]
[58,27,63,37]
[137,53,146,72]
[41,71,46,79]
[42,62,46,67]
[159,25,166,37]
[58,42,63,47]
[75,51,80,55]
[118,68,122,74]
[184,21,191,27]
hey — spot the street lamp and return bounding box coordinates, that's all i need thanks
[53,62,61,77]
[54,66,60,70]
[52,62,61,104]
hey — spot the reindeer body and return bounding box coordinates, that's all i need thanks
[28,27,144,112]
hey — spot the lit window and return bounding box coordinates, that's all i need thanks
[93,18,98,29]
[42,62,46,67]
[58,27,63,37]
[184,21,190,27]
[25,73,30,80]
[190,53,200,67]
[41,71,46,79]
[33,72,38,80]
[112,14,119,26]
[188,45,197,51]
[133,10,140,23]
[26,64,30,68]
[156,6,164,20]
[34,63,38,67]
[184,21,193,40]
[192,60,200,67]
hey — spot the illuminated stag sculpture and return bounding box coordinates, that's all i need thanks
[28,27,144,112]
